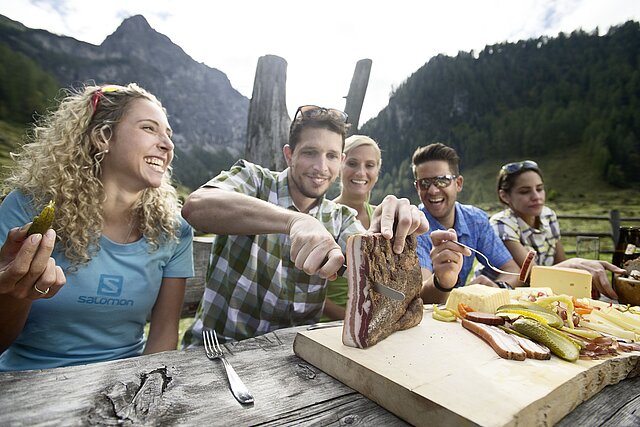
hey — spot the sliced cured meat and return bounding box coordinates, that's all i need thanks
[342,233,423,348]
[509,332,551,360]
[464,311,505,326]
[461,319,526,361]
[519,250,536,283]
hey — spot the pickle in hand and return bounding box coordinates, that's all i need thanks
[26,200,55,236]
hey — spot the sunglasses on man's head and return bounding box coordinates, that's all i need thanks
[501,160,538,175]
[293,105,348,123]
[415,175,457,190]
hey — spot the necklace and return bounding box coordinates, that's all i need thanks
[124,215,138,243]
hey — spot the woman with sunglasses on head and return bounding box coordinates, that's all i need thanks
[321,135,382,321]
[490,160,623,299]
[0,83,194,371]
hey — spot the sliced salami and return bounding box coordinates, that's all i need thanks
[519,250,536,283]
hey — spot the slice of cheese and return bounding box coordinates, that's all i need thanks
[445,284,510,314]
[530,266,592,298]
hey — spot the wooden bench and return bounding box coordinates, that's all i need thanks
[181,236,212,318]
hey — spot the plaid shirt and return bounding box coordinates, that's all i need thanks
[183,160,364,345]
[490,206,561,266]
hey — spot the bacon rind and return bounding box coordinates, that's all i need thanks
[462,319,526,360]
[342,234,423,348]
[508,331,552,359]
[342,235,367,348]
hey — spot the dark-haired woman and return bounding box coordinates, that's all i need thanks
[488,160,623,299]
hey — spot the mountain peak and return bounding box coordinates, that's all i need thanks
[101,14,187,66]
[113,15,153,36]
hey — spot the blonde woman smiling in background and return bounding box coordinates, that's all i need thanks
[321,135,381,321]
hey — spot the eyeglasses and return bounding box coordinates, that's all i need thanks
[91,85,123,115]
[293,105,348,123]
[501,160,538,174]
[415,175,457,190]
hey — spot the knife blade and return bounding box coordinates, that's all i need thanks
[336,264,406,301]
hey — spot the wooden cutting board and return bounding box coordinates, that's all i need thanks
[293,308,640,427]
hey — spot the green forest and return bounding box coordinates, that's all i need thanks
[0,43,58,174]
[362,21,640,205]
[0,43,58,124]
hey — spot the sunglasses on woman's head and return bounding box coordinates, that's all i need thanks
[293,105,348,123]
[501,160,538,174]
[91,85,124,115]
[415,175,457,189]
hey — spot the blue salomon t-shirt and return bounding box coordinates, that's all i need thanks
[416,202,512,286]
[0,191,194,371]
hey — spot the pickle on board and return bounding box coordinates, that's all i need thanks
[26,200,55,236]
[512,318,579,362]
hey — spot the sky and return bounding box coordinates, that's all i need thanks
[2,0,640,124]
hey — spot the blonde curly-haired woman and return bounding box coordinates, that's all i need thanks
[0,83,194,371]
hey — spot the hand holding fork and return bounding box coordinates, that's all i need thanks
[203,329,254,404]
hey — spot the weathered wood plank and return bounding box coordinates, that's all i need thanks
[181,236,213,317]
[295,317,640,427]
[0,327,403,426]
[344,59,372,134]
[245,54,290,171]
[556,375,640,427]
[1,324,638,426]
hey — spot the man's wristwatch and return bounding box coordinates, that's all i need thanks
[495,281,513,289]
[433,275,456,292]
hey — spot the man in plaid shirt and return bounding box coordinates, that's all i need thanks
[181,106,460,345]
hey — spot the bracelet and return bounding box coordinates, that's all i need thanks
[433,275,455,293]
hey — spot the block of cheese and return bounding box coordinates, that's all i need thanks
[529,266,592,298]
[445,284,510,314]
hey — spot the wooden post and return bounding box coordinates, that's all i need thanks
[344,59,372,135]
[610,209,621,244]
[245,55,290,171]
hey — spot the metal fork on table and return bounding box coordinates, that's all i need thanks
[203,329,254,404]
[448,240,519,276]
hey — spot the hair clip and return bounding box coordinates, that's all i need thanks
[90,85,122,115]
[91,88,103,114]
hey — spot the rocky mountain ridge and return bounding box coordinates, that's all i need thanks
[0,14,248,188]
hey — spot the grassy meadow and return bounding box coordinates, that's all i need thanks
[457,143,640,261]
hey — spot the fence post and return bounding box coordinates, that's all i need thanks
[344,59,372,135]
[245,55,290,171]
[610,209,621,244]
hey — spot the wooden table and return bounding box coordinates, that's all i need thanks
[0,325,639,426]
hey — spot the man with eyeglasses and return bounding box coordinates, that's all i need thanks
[412,143,521,303]
[180,105,443,345]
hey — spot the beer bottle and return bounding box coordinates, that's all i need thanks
[612,226,640,267]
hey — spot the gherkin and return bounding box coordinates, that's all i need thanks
[27,200,55,236]
[512,318,580,362]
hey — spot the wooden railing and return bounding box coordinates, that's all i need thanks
[559,210,640,255]
[182,236,213,318]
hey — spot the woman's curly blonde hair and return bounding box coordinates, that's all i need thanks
[3,83,181,269]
